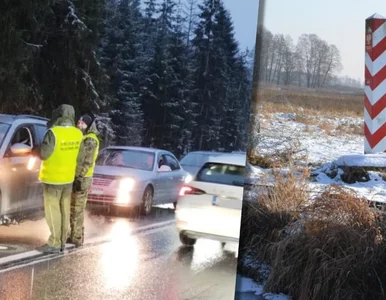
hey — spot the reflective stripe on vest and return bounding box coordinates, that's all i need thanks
[39,126,83,185]
[84,132,100,177]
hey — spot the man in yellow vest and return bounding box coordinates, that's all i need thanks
[67,113,100,247]
[35,104,83,254]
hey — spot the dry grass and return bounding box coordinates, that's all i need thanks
[258,89,363,117]
[239,164,309,263]
[257,89,364,136]
[264,186,386,300]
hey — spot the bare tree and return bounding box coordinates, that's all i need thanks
[282,35,295,85]
[320,44,342,87]
[257,28,344,89]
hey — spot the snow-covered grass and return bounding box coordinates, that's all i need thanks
[240,99,386,299]
[248,110,386,203]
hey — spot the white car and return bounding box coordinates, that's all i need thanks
[175,153,246,246]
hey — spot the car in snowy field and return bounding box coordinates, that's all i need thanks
[179,151,228,176]
[87,146,190,216]
[175,153,246,246]
[0,114,48,221]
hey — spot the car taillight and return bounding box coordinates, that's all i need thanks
[179,185,205,196]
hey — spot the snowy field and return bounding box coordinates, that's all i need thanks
[238,110,386,299]
[249,112,386,203]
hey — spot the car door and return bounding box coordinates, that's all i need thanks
[164,153,185,202]
[31,124,47,207]
[3,124,39,213]
[152,153,170,204]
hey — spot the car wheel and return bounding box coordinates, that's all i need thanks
[173,201,177,209]
[179,232,196,246]
[140,186,153,216]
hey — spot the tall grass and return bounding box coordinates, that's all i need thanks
[258,89,363,118]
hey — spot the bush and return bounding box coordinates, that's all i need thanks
[239,165,309,264]
[265,186,386,300]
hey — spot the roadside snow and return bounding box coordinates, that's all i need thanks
[235,275,290,299]
[336,153,386,167]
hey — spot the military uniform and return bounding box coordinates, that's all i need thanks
[68,115,99,247]
[36,104,83,253]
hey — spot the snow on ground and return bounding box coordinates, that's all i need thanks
[248,112,386,202]
[235,275,290,300]
[258,113,363,165]
[336,153,386,167]
[240,111,386,298]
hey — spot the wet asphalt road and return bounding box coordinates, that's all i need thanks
[0,206,242,300]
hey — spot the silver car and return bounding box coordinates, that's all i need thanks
[0,114,48,220]
[87,146,190,216]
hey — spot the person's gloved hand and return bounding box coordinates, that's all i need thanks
[73,179,82,192]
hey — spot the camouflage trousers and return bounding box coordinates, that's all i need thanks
[69,177,92,245]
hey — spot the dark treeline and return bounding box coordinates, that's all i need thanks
[0,0,254,157]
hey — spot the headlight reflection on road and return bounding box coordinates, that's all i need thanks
[99,219,139,291]
[189,239,224,273]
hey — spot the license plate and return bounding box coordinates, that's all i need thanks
[91,189,104,195]
[212,195,218,206]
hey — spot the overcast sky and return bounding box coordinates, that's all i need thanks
[262,0,386,81]
[222,0,259,51]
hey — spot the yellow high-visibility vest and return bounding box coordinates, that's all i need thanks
[39,126,83,184]
[83,132,99,177]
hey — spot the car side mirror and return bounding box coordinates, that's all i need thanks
[10,143,32,155]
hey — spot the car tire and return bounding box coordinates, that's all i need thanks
[173,201,177,209]
[179,232,196,246]
[140,186,153,216]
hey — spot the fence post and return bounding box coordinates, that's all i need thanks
[364,13,386,153]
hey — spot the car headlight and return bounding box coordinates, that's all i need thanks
[119,178,135,191]
[116,178,135,204]
[184,174,193,184]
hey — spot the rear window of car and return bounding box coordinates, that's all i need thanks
[196,162,245,187]
[180,153,222,167]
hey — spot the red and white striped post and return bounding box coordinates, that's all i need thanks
[364,13,386,154]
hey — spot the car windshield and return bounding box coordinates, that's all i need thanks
[180,153,219,167]
[0,123,10,149]
[96,149,155,171]
[196,162,245,187]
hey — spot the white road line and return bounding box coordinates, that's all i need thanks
[0,219,175,272]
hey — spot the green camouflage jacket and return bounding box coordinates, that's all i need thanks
[75,119,99,179]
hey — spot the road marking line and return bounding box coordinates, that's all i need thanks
[0,219,175,271]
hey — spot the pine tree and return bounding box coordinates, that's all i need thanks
[99,0,144,146]
[163,0,195,157]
